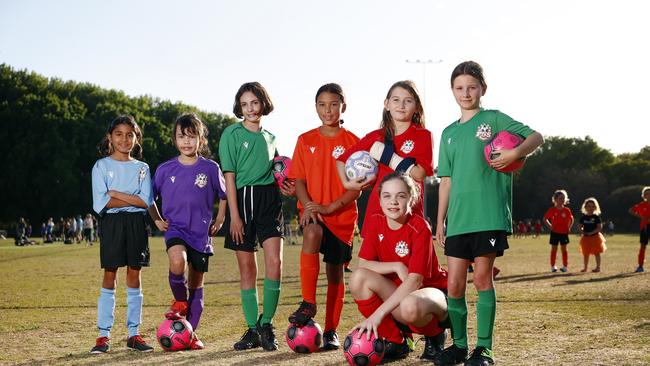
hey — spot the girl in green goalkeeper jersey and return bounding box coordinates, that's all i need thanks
[434,61,544,366]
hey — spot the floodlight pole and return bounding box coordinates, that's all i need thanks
[405,59,442,224]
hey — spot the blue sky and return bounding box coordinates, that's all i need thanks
[1,0,648,159]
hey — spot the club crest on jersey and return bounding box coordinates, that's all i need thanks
[170,176,176,183]
[378,234,384,242]
[332,145,345,158]
[395,241,409,257]
[138,167,147,182]
[400,140,414,154]
[476,124,492,141]
[194,173,208,188]
[309,146,316,154]
[243,141,249,149]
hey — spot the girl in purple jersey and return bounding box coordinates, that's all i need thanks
[148,113,227,350]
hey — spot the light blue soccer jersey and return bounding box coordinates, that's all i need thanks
[92,157,153,215]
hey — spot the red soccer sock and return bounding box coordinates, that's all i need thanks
[561,247,569,267]
[325,282,344,332]
[300,252,320,304]
[639,246,647,267]
[355,294,403,343]
[550,247,558,266]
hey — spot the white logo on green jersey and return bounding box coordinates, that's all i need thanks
[243,142,249,149]
[476,124,492,141]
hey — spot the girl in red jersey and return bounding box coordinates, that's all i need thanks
[287,83,361,350]
[578,197,606,273]
[628,186,650,272]
[350,172,448,362]
[336,80,434,239]
[543,189,574,273]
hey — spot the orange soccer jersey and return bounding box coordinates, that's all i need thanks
[631,201,650,230]
[289,127,360,244]
[544,207,573,234]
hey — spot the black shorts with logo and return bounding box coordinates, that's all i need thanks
[317,222,352,265]
[549,231,570,245]
[99,212,150,268]
[224,184,284,252]
[444,230,509,261]
[166,238,210,272]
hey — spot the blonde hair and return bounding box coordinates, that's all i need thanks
[551,189,570,205]
[580,197,601,215]
[642,186,650,200]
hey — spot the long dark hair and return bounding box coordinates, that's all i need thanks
[174,113,210,157]
[97,115,143,158]
[232,82,274,119]
[380,80,425,139]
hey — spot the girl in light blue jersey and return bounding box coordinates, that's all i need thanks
[90,115,154,354]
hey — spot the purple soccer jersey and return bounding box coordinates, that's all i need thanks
[153,156,227,254]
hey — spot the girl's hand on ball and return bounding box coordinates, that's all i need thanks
[489,148,518,169]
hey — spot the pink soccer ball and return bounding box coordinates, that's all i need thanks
[343,329,385,366]
[156,318,193,352]
[272,156,292,186]
[286,319,323,353]
[483,130,526,173]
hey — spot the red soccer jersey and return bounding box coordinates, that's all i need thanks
[289,127,360,244]
[630,201,650,229]
[543,206,574,234]
[337,125,434,238]
[358,213,447,290]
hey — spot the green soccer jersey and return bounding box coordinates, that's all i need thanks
[438,109,535,237]
[219,122,277,189]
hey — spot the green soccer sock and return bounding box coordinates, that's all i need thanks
[240,288,259,328]
[476,288,497,350]
[261,278,281,325]
[448,296,468,349]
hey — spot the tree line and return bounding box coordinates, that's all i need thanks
[1,63,648,232]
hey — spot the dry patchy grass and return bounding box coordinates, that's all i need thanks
[0,234,648,365]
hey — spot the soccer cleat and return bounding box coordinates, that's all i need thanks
[288,301,317,326]
[233,328,261,350]
[126,335,154,352]
[321,329,340,350]
[635,266,644,273]
[551,266,558,273]
[90,336,110,354]
[433,344,468,365]
[190,333,205,350]
[383,339,410,360]
[464,346,494,366]
[165,300,189,320]
[420,330,446,361]
[256,315,278,351]
[560,266,568,273]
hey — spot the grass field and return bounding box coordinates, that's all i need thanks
[1,234,649,365]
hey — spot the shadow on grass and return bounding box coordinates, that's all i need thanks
[0,245,90,264]
[496,271,639,285]
[555,272,638,286]
[21,347,334,366]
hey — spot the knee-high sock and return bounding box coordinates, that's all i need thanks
[476,289,497,349]
[187,287,204,331]
[126,287,143,337]
[639,246,647,266]
[241,288,259,328]
[325,282,345,332]
[261,278,281,324]
[169,271,188,302]
[561,247,569,267]
[355,294,402,343]
[550,247,558,266]
[447,296,468,349]
[97,288,115,338]
[300,252,320,304]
